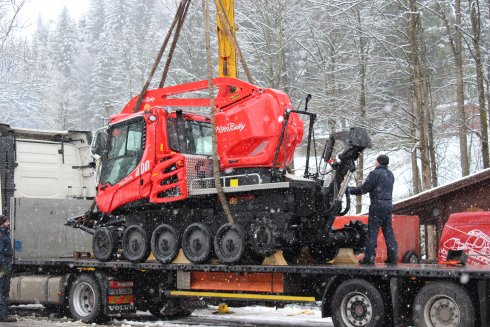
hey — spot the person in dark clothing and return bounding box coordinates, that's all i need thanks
[0,215,16,322]
[347,155,398,265]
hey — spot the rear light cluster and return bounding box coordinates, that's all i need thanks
[106,280,135,311]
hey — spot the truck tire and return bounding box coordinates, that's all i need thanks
[331,279,385,327]
[68,274,105,323]
[413,281,474,327]
[122,225,151,263]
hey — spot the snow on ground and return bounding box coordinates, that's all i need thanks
[10,304,332,327]
[116,305,331,327]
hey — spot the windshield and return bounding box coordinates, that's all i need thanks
[167,118,212,156]
[99,118,145,185]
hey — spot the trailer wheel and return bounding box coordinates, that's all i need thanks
[68,275,105,323]
[151,224,180,264]
[331,279,385,327]
[182,223,212,263]
[214,223,245,264]
[122,225,151,263]
[413,281,474,327]
[402,251,419,264]
[93,228,118,262]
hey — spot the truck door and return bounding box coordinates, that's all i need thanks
[97,117,146,212]
[0,129,16,217]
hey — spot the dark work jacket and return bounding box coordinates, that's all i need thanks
[0,227,12,275]
[349,165,394,203]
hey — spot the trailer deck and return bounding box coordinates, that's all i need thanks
[15,258,490,278]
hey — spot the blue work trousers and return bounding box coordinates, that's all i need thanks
[364,201,398,263]
[0,276,10,320]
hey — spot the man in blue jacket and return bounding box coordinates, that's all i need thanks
[0,215,16,322]
[347,155,398,265]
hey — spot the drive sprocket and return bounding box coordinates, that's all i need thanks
[249,217,281,257]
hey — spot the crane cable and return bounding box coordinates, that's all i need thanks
[202,0,234,224]
[159,0,191,88]
[214,0,254,84]
[133,0,191,113]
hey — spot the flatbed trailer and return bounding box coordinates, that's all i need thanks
[12,257,490,327]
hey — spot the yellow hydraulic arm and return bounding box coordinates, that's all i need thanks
[216,0,237,78]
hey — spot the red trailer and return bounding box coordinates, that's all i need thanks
[333,215,421,263]
[439,211,490,265]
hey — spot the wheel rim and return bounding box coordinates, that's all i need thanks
[93,228,114,261]
[182,223,211,263]
[152,224,179,263]
[424,295,461,327]
[72,282,95,317]
[340,291,373,327]
[123,225,149,262]
[215,224,245,264]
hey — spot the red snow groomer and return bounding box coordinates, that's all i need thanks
[70,77,371,266]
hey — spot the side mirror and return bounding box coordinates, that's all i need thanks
[91,128,108,159]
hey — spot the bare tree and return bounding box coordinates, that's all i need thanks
[405,0,432,190]
[467,0,489,168]
[436,0,470,176]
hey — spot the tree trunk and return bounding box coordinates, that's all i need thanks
[416,15,437,187]
[455,0,470,175]
[355,7,367,214]
[409,89,421,194]
[437,0,469,176]
[407,0,431,191]
[469,0,489,168]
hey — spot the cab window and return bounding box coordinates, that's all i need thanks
[167,118,212,156]
[99,118,145,185]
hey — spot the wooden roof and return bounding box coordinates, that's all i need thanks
[393,168,490,225]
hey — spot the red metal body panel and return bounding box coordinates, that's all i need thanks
[438,211,490,265]
[190,272,284,293]
[215,88,303,169]
[149,153,188,203]
[96,112,158,213]
[333,215,420,263]
[117,77,303,170]
[96,78,304,213]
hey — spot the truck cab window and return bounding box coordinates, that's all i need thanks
[99,118,145,185]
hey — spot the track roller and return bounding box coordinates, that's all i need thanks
[182,223,213,263]
[214,223,245,265]
[151,224,180,264]
[122,225,151,263]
